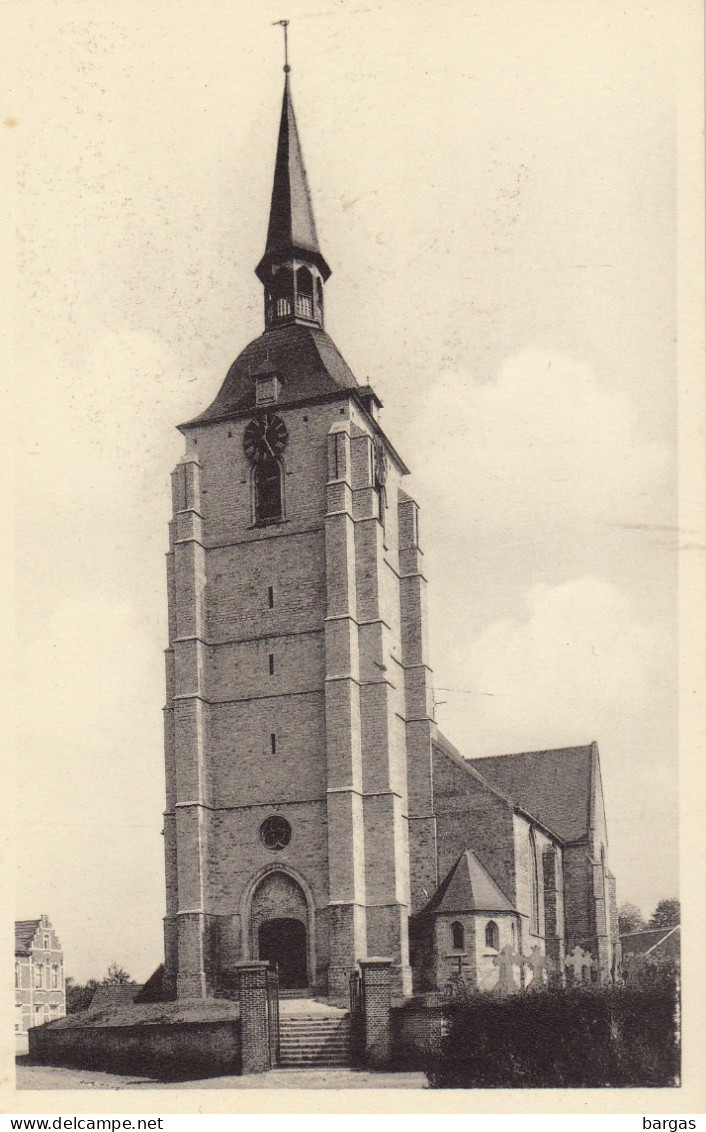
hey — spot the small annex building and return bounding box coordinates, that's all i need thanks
[410,732,620,991]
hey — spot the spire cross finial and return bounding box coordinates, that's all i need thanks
[273,19,290,72]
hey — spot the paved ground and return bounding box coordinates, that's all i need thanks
[279,999,347,1015]
[16,1058,428,1091]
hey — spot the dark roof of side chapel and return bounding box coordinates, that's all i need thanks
[432,728,563,842]
[181,323,359,428]
[15,920,42,955]
[468,744,596,844]
[422,850,515,915]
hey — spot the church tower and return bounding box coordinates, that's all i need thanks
[162,64,438,999]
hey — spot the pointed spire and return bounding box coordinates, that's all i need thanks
[256,74,331,285]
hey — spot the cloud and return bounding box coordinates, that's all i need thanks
[437,575,666,759]
[15,593,167,982]
[405,349,670,540]
[16,593,164,821]
[433,573,679,914]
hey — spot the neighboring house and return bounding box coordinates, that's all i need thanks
[15,916,66,1032]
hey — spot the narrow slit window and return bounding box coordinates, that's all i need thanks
[271,733,276,755]
[269,653,275,675]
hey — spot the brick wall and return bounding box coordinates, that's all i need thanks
[432,749,516,905]
[163,391,426,997]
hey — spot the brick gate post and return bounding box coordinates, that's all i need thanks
[236,960,271,1074]
[360,957,393,1068]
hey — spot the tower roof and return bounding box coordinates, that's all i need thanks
[256,75,331,283]
[182,323,358,426]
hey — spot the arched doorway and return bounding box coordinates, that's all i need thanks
[246,868,314,989]
[258,918,308,988]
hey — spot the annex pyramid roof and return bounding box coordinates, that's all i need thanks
[423,849,516,915]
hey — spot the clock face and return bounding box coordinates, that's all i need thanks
[243,414,288,464]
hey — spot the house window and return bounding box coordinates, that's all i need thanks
[15,961,20,988]
[254,459,284,523]
[450,921,465,950]
[511,921,517,949]
[485,921,500,950]
[51,965,59,990]
[43,933,50,949]
[33,964,43,989]
[15,1004,22,1031]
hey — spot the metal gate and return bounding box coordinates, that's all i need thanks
[266,965,280,1067]
[349,966,364,1064]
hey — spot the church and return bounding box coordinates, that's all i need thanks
[161,62,620,1002]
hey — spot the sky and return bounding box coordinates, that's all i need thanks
[7,0,690,983]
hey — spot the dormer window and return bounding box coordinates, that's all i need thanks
[256,374,280,405]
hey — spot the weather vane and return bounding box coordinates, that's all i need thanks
[272,19,290,73]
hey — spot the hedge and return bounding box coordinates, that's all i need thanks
[426,981,679,1088]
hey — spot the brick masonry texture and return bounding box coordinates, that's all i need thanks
[164,396,425,997]
[163,381,620,998]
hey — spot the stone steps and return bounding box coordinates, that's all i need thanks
[278,1015,352,1067]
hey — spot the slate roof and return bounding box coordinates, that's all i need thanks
[134,964,166,1004]
[621,926,680,958]
[422,850,516,915]
[256,74,330,283]
[15,920,41,955]
[89,984,143,1011]
[469,745,595,843]
[182,323,359,427]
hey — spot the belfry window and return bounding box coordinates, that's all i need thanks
[271,267,293,322]
[451,921,465,950]
[296,266,314,319]
[485,921,499,950]
[254,459,284,523]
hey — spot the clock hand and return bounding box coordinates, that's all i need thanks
[264,437,275,457]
